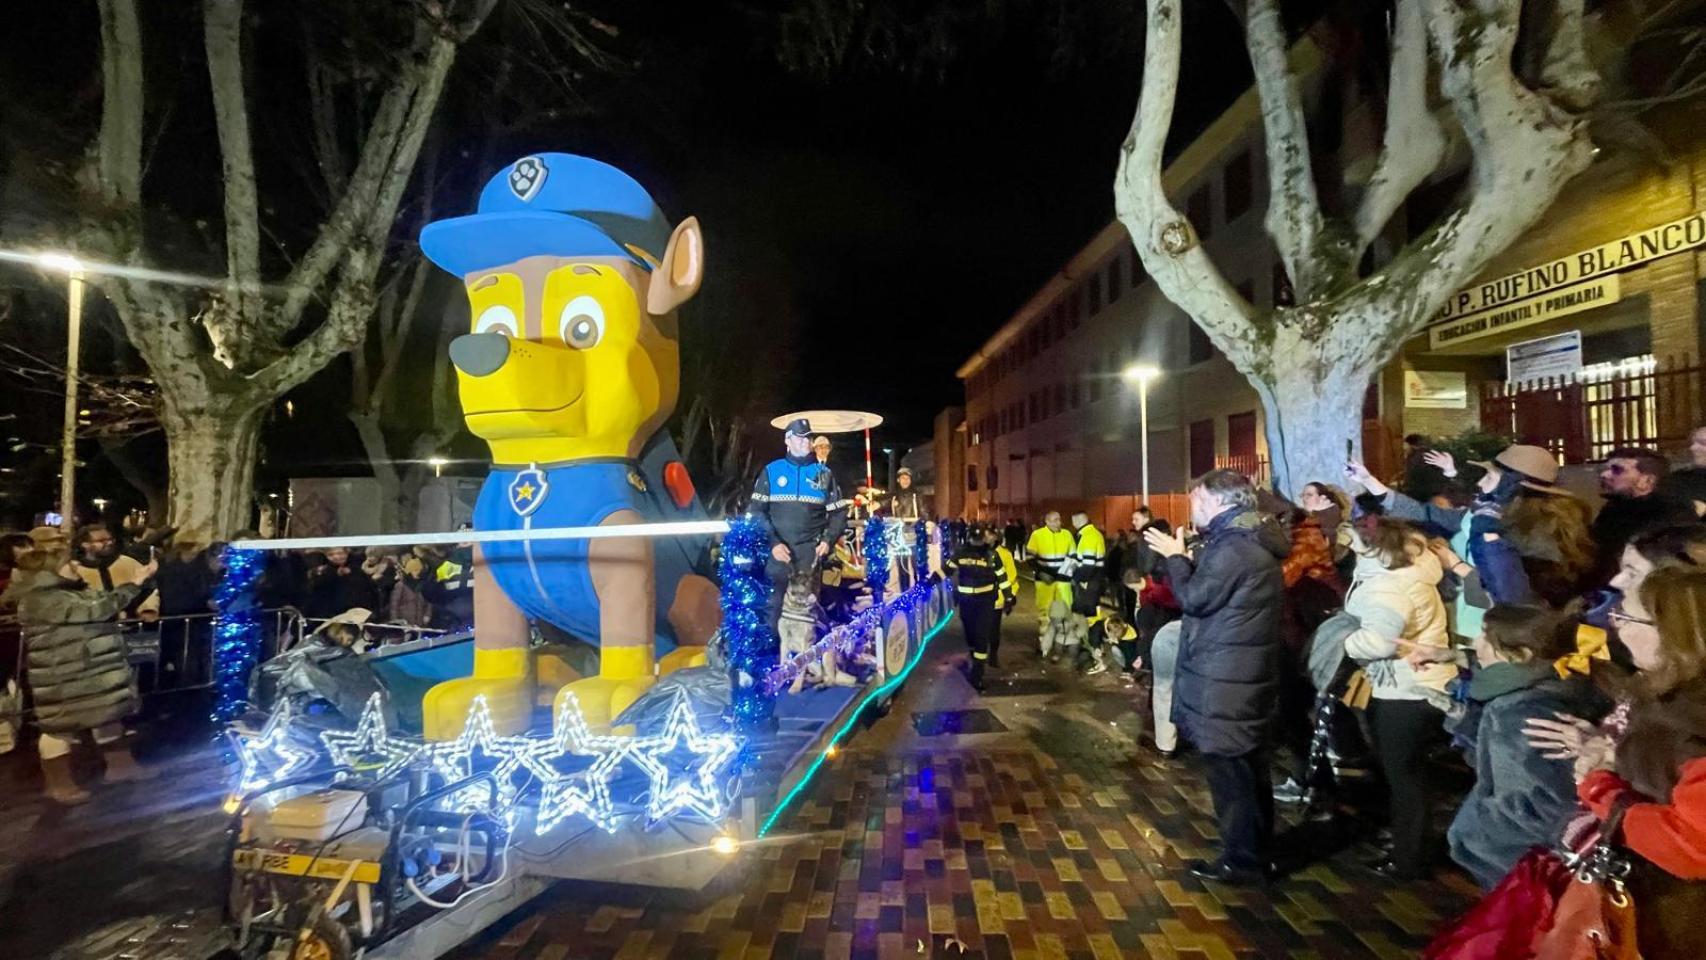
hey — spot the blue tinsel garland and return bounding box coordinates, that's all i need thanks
[863,516,889,596]
[211,546,267,723]
[720,515,776,729]
[913,519,928,572]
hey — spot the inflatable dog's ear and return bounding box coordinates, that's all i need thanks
[647,216,704,316]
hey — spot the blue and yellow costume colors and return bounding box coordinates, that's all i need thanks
[473,452,703,654]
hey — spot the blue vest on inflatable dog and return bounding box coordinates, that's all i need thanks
[471,438,708,654]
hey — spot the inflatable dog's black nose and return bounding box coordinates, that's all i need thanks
[449,333,510,377]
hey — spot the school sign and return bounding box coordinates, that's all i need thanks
[1428,210,1706,349]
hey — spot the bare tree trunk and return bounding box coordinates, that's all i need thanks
[162,393,266,541]
[348,410,404,534]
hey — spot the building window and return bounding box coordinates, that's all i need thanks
[1224,149,1253,223]
[1089,273,1103,315]
[1188,321,1215,365]
[1272,262,1294,307]
[1107,257,1122,303]
[1053,382,1067,413]
[1029,392,1039,421]
[967,466,978,491]
[1016,401,1025,428]
[1070,380,1082,409]
[987,465,998,490]
[1187,184,1212,240]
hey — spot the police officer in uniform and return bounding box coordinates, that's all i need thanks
[751,418,848,632]
[946,525,1010,691]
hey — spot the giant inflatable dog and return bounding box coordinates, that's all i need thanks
[417,154,720,737]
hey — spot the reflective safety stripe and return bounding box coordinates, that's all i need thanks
[957,584,995,595]
[972,651,989,660]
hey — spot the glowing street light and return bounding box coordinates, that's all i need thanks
[1122,364,1163,506]
[428,455,449,478]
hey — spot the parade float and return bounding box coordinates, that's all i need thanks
[216,154,953,960]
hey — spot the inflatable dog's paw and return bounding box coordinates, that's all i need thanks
[422,675,535,740]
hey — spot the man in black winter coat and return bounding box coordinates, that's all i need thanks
[1144,469,1287,886]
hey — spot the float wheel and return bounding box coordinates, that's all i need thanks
[289,914,352,960]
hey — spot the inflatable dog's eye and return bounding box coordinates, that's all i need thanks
[558,296,605,349]
[474,304,519,338]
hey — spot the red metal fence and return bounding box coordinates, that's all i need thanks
[1215,454,1271,486]
[1480,355,1703,463]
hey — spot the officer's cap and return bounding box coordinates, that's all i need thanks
[897,467,913,478]
[784,418,812,437]
[420,154,673,277]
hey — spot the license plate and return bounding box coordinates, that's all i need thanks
[232,848,381,884]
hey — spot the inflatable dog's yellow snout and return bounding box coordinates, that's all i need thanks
[452,333,587,444]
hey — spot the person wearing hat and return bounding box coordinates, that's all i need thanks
[1348,444,1593,641]
[811,435,832,465]
[752,418,848,633]
[885,467,929,591]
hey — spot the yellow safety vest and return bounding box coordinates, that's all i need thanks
[994,546,1018,609]
[1026,526,1076,576]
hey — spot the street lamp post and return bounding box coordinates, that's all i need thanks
[37,254,86,533]
[1123,364,1162,506]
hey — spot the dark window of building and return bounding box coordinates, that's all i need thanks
[1224,149,1253,223]
[1187,184,1212,240]
[1053,382,1067,413]
[1089,273,1103,315]
[1188,321,1216,365]
[1106,258,1122,303]
[1189,419,1216,478]
[987,465,998,490]
[1029,392,1039,421]
[967,466,979,491]
[1272,262,1294,307]
[1016,401,1025,428]
[1363,380,1380,420]
[1070,380,1082,409]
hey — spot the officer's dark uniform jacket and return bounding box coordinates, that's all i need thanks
[887,489,928,522]
[946,542,1010,599]
[751,454,849,564]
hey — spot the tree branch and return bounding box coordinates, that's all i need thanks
[203,0,266,364]
[1332,0,1597,372]
[1352,0,1447,254]
[1533,0,1600,110]
[93,0,145,208]
[1245,0,1350,301]
[1116,0,1265,373]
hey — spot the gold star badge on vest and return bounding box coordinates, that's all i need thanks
[627,468,648,493]
[508,466,549,517]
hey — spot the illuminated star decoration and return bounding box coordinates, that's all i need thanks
[626,690,741,824]
[520,691,625,835]
[233,698,315,795]
[422,695,535,812]
[320,692,421,782]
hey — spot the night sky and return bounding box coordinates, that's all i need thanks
[0,1,1254,515]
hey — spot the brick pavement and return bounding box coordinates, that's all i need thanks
[451,615,1481,960]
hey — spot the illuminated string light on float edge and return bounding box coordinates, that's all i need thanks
[626,692,742,825]
[913,519,928,572]
[761,578,934,696]
[758,608,955,838]
[720,515,775,730]
[211,546,268,723]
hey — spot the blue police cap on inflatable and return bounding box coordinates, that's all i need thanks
[420,153,674,276]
